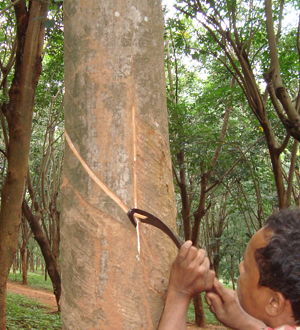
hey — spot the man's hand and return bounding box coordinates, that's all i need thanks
[205,278,266,330]
[169,240,215,298]
[157,241,215,330]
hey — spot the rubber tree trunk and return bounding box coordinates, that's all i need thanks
[0,2,49,328]
[62,1,177,329]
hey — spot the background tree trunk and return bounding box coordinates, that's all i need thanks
[20,215,28,285]
[0,2,49,328]
[62,1,177,329]
[22,200,61,310]
[193,294,206,328]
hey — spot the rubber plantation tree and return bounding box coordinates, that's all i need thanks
[0,1,49,328]
[173,0,300,209]
[22,95,64,310]
[21,11,64,308]
[62,0,177,328]
[1,1,64,315]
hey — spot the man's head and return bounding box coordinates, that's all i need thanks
[237,208,300,327]
[255,208,300,324]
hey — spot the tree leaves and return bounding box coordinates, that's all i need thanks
[165,0,300,290]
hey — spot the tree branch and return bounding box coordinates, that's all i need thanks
[286,140,298,205]
[205,134,266,193]
[265,0,300,134]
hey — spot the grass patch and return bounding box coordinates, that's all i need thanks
[6,292,62,330]
[8,272,53,291]
[8,272,223,327]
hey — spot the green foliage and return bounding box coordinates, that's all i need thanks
[164,0,300,298]
[6,292,62,330]
[278,29,299,90]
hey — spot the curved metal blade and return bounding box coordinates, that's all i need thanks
[127,208,224,302]
[127,208,184,249]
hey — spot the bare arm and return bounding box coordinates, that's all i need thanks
[157,289,191,330]
[157,241,215,330]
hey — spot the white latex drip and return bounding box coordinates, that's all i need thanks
[136,219,141,261]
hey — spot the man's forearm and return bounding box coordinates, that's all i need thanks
[157,241,215,330]
[157,290,191,330]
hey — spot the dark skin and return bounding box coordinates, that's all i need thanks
[158,228,297,330]
[157,241,215,330]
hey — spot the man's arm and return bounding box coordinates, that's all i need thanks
[157,241,215,330]
[156,289,191,330]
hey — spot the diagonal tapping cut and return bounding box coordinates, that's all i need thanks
[65,130,147,218]
[132,105,138,209]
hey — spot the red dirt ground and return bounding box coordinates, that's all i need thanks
[7,280,57,312]
[7,281,229,329]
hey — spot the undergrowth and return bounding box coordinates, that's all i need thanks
[7,272,61,330]
[6,292,62,330]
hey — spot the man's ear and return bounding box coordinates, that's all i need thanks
[265,291,286,316]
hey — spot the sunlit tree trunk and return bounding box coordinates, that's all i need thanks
[0,2,49,328]
[62,0,177,329]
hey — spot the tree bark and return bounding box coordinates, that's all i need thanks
[265,0,300,139]
[0,2,49,328]
[176,150,191,240]
[230,254,235,290]
[20,214,28,285]
[193,294,206,328]
[20,246,27,285]
[22,200,61,310]
[62,0,177,329]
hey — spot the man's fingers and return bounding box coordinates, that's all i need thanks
[187,248,206,270]
[195,248,206,265]
[213,278,223,290]
[189,256,214,292]
[177,241,202,265]
[213,278,232,299]
[194,257,211,279]
[205,294,215,313]
[205,291,222,314]
[200,256,210,270]
[205,269,215,290]
[177,240,193,260]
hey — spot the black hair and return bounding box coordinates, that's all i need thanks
[255,208,300,323]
